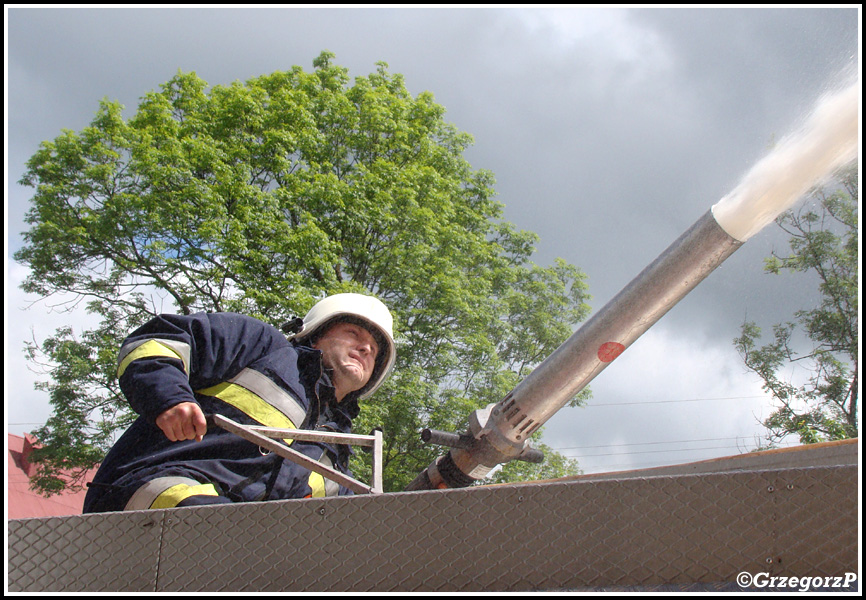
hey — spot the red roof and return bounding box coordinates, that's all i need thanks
[7,433,99,519]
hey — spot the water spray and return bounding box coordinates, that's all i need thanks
[407,80,859,491]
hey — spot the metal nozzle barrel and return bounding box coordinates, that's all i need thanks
[407,210,743,491]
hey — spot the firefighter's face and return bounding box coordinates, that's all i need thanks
[313,321,379,400]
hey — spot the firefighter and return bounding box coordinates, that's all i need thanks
[82,293,396,513]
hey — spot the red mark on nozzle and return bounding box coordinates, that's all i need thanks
[598,342,625,363]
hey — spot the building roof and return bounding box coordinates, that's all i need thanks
[7,433,98,519]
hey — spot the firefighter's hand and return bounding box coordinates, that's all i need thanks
[156,402,207,442]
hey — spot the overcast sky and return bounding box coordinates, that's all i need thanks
[5,6,860,476]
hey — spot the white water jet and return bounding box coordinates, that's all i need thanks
[712,80,859,242]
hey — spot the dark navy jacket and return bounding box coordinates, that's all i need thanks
[83,312,358,513]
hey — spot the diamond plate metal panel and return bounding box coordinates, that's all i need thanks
[8,509,164,592]
[8,465,857,592]
[152,466,856,592]
[767,467,858,577]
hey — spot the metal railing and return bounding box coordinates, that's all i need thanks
[207,413,384,494]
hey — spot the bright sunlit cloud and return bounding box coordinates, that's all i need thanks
[507,6,672,66]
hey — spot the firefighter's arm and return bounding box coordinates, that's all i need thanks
[117,330,198,428]
[117,312,284,437]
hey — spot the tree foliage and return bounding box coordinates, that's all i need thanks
[16,52,591,494]
[734,165,858,445]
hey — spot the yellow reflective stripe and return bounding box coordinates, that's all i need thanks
[308,472,326,498]
[308,453,338,498]
[228,369,306,427]
[150,482,219,509]
[197,382,296,444]
[117,340,185,378]
[126,476,202,510]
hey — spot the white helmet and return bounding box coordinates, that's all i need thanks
[288,293,396,399]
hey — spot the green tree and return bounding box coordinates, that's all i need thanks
[735,165,858,446]
[16,51,590,495]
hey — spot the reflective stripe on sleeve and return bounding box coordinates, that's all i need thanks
[125,476,219,510]
[117,339,192,378]
[150,482,220,509]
